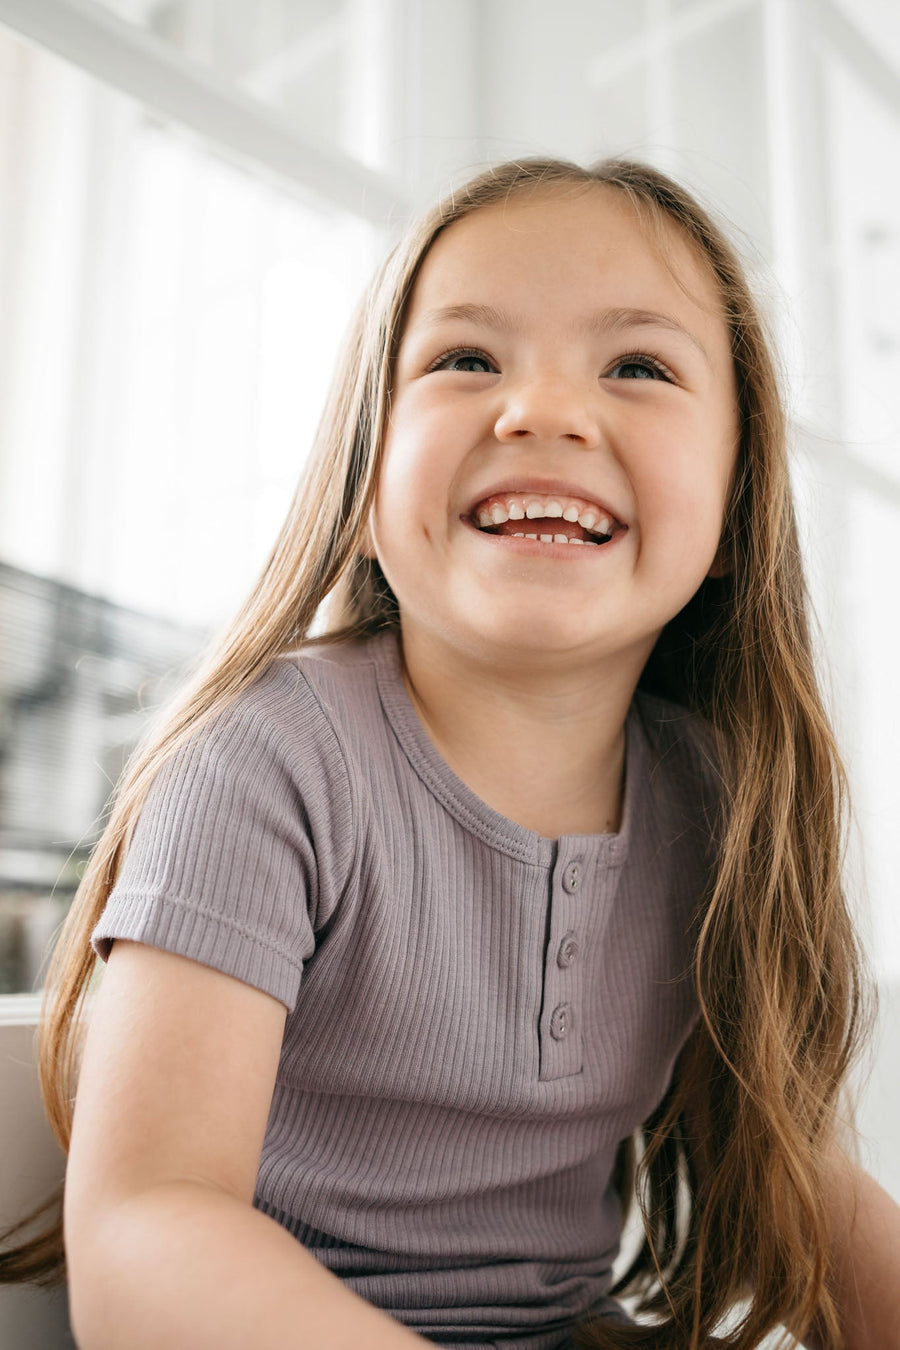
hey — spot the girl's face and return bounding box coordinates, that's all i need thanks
[369,186,739,678]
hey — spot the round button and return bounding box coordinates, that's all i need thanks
[549,1003,573,1041]
[562,861,581,893]
[557,932,579,969]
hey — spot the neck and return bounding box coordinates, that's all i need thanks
[398,628,648,838]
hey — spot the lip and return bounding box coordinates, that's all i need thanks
[461,477,627,528]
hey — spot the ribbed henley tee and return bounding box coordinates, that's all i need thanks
[91,630,719,1349]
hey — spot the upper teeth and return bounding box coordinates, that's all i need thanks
[475,494,614,536]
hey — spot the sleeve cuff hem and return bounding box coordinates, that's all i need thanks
[90,890,304,1011]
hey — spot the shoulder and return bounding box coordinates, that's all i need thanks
[185,635,384,778]
[131,639,387,862]
[276,633,386,725]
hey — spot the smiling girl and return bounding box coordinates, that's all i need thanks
[3,158,898,1349]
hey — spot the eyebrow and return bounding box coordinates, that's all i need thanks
[419,301,711,365]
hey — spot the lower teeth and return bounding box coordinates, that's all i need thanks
[511,532,598,545]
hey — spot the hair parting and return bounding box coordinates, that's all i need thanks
[1,155,870,1350]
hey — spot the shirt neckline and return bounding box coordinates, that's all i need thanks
[369,629,640,868]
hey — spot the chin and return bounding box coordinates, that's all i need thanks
[464,614,601,664]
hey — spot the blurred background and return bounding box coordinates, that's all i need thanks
[0,0,897,1201]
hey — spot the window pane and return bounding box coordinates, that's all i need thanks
[0,28,380,992]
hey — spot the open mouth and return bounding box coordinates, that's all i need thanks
[469,491,623,546]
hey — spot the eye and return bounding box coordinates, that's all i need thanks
[606,353,675,382]
[427,347,497,374]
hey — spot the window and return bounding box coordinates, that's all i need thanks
[0,17,386,992]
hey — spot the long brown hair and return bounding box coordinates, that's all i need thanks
[1,157,868,1349]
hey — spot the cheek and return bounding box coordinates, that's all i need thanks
[634,423,735,549]
[369,440,439,564]
[379,406,463,519]
[374,444,430,528]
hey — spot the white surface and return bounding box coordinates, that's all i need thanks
[0,1020,74,1348]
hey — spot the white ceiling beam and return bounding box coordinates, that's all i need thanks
[0,0,408,223]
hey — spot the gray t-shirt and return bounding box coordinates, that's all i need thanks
[92,631,719,1349]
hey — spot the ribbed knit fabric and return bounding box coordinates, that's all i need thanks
[91,631,720,1349]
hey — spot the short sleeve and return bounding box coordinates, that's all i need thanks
[91,660,353,1011]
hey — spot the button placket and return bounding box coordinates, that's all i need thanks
[539,853,586,1080]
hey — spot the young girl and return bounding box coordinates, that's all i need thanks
[3,157,899,1349]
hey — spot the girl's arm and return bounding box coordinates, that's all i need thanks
[804,1150,900,1350]
[65,940,428,1350]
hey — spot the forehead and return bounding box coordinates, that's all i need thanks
[403,186,726,342]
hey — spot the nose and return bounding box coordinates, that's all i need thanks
[493,373,602,446]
